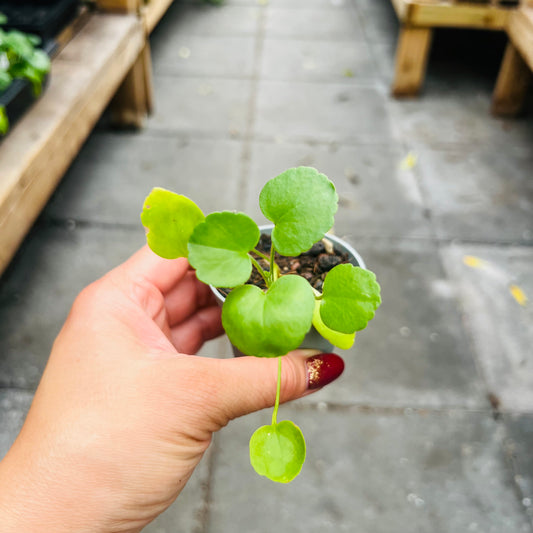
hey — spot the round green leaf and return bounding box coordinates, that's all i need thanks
[188,212,260,287]
[222,275,315,357]
[259,167,338,256]
[320,264,381,334]
[141,188,205,259]
[312,300,355,350]
[249,420,306,483]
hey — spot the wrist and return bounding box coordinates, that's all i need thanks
[0,440,112,532]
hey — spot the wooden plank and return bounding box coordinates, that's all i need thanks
[0,14,145,276]
[142,0,176,34]
[52,6,92,58]
[110,42,153,127]
[491,40,532,114]
[95,0,140,12]
[407,2,511,28]
[508,6,533,68]
[392,27,434,96]
[393,0,511,28]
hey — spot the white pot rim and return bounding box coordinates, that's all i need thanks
[210,224,366,303]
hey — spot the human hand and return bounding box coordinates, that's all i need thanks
[0,246,344,532]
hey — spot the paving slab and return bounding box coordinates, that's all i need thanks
[441,244,533,413]
[0,225,145,390]
[302,237,485,409]
[0,390,33,460]
[153,2,261,37]
[267,0,352,7]
[151,34,256,79]
[354,0,399,45]
[415,146,533,243]
[209,407,531,533]
[503,414,533,525]
[244,140,432,240]
[254,81,392,144]
[261,38,377,82]
[45,133,243,224]
[387,88,533,149]
[147,75,252,137]
[264,6,363,41]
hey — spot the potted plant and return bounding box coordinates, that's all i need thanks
[0,13,51,138]
[141,166,382,483]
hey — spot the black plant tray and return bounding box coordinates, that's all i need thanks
[0,0,80,42]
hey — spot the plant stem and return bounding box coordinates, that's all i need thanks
[272,356,282,426]
[250,256,270,287]
[269,244,277,285]
[253,248,270,262]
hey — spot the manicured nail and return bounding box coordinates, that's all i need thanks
[306,353,345,390]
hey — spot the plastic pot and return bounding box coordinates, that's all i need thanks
[210,225,366,357]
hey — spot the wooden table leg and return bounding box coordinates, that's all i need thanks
[392,26,433,97]
[492,41,532,117]
[109,42,153,128]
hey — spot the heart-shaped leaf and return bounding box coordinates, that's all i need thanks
[188,212,260,287]
[249,420,306,483]
[312,300,355,350]
[141,188,205,259]
[222,275,315,357]
[319,264,381,334]
[259,167,338,256]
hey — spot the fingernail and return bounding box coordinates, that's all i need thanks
[306,353,344,390]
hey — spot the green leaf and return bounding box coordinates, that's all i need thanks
[28,49,50,75]
[259,167,338,256]
[0,69,11,91]
[188,212,259,287]
[2,31,34,59]
[141,188,205,259]
[320,264,381,334]
[0,105,9,136]
[222,274,315,357]
[249,420,306,483]
[312,300,355,350]
[0,13,7,25]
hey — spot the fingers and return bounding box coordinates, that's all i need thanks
[164,271,218,327]
[202,350,344,425]
[170,306,224,354]
[112,245,190,294]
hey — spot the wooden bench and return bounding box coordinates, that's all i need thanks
[492,2,533,115]
[0,13,148,277]
[390,0,516,96]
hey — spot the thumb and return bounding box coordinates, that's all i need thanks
[209,350,344,423]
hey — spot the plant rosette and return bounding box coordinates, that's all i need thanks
[210,225,367,357]
[141,166,382,483]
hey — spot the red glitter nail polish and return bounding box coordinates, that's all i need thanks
[306,353,345,390]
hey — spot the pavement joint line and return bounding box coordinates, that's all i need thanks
[235,0,266,208]
[151,71,382,89]
[286,402,496,416]
[36,218,533,249]
[192,443,217,533]
[96,125,533,154]
[0,385,36,393]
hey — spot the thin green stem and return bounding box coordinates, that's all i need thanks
[272,355,283,426]
[253,248,270,262]
[272,356,282,426]
[269,244,277,285]
[250,256,270,287]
